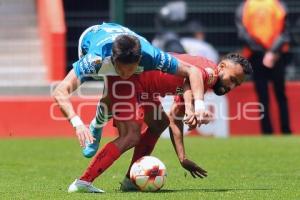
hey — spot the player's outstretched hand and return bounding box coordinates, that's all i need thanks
[75,125,95,148]
[181,159,208,178]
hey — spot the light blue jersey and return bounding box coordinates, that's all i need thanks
[73,23,179,82]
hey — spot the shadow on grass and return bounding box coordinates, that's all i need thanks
[156,188,273,193]
[120,188,273,193]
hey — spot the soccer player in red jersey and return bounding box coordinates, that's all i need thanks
[119,53,253,190]
[68,53,253,193]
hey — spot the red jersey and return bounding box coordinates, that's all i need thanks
[137,54,219,97]
[107,54,219,122]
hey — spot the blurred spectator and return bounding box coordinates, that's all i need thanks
[290,17,300,76]
[180,21,219,63]
[152,31,186,53]
[152,1,186,53]
[236,0,292,134]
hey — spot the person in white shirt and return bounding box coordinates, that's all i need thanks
[181,21,219,63]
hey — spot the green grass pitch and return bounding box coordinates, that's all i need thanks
[0,136,300,199]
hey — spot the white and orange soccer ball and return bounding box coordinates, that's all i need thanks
[130,156,167,192]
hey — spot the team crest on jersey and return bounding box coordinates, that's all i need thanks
[204,67,217,86]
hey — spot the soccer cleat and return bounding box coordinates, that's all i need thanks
[82,121,103,158]
[68,179,104,193]
[120,177,138,192]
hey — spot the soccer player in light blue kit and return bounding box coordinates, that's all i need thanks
[53,23,210,162]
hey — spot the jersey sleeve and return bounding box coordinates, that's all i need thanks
[72,53,102,82]
[140,40,179,74]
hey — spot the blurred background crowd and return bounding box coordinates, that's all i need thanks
[64,0,299,79]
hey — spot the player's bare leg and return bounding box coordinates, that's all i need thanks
[83,95,112,158]
[69,120,142,193]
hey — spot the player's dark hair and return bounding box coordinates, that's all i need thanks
[112,34,141,64]
[222,53,253,75]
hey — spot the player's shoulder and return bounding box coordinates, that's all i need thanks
[172,54,217,68]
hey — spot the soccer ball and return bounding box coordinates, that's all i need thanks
[130,156,167,192]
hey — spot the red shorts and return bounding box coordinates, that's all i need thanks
[106,76,142,124]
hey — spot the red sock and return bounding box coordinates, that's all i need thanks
[80,142,121,182]
[126,128,160,178]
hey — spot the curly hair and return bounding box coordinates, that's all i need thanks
[222,53,253,75]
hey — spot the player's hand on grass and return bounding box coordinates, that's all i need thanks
[75,125,95,148]
[181,159,208,178]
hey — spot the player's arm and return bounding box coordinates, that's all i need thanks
[168,102,185,162]
[54,52,102,147]
[52,69,95,147]
[176,62,204,101]
[176,64,213,126]
[53,69,79,119]
[182,78,212,127]
[143,43,204,106]
[142,42,204,104]
[181,79,197,129]
[183,78,194,113]
[168,102,207,178]
[176,62,205,123]
[143,44,211,125]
